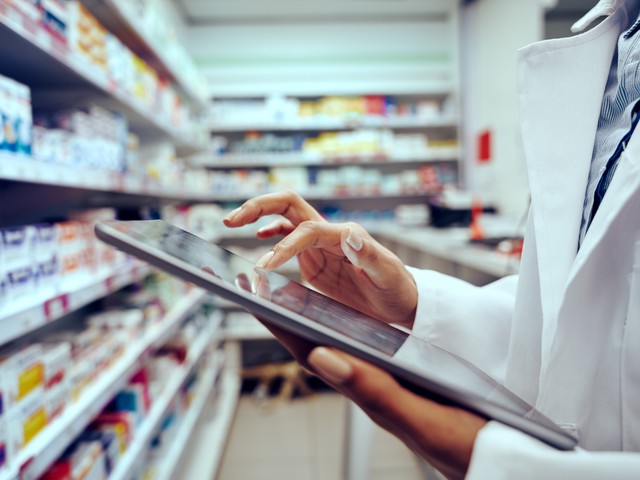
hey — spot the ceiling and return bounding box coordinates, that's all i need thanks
[171,0,455,25]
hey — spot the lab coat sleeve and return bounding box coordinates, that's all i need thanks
[467,422,640,479]
[405,267,517,381]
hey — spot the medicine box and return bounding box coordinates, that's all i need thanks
[0,344,45,411]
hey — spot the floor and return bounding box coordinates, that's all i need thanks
[216,392,425,480]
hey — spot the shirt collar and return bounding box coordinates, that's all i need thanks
[572,0,619,33]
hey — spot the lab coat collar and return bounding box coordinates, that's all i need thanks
[516,9,622,364]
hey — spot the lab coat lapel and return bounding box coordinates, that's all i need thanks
[516,13,620,362]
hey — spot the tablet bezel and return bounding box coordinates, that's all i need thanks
[95,219,578,451]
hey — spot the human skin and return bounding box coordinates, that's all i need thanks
[224,190,486,479]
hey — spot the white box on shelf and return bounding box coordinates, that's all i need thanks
[0,225,36,270]
[6,388,48,456]
[0,344,45,412]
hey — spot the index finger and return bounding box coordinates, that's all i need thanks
[223,190,324,228]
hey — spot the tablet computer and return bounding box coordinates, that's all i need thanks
[95,219,577,451]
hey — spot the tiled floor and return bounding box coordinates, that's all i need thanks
[216,392,425,480]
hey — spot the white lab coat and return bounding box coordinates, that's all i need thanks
[407,0,640,477]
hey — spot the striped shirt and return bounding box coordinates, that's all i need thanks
[579,2,640,246]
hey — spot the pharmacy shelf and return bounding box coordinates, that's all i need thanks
[0,261,151,347]
[0,4,205,155]
[108,309,220,480]
[367,225,521,278]
[175,342,241,480]
[190,150,459,169]
[83,0,208,108]
[154,350,226,480]
[224,311,274,341]
[209,188,440,203]
[0,288,207,480]
[0,154,215,203]
[209,116,457,132]
[109,314,216,480]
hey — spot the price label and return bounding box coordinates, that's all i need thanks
[107,78,117,94]
[105,275,119,293]
[44,294,69,321]
[19,455,36,480]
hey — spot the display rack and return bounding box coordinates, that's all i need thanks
[208,116,457,132]
[205,94,460,217]
[0,288,207,480]
[82,0,208,108]
[0,260,150,346]
[0,4,239,480]
[0,4,205,155]
[153,349,226,480]
[190,150,459,169]
[175,342,241,480]
[108,309,222,480]
[0,154,215,203]
[198,189,440,204]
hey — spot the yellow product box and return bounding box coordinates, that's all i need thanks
[7,390,47,454]
[132,56,159,106]
[67,1,109,73]
[0,344,45,411]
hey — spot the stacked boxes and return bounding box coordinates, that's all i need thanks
[0,344,47,462]
[8,1,68,43]
[1,226,38,309]
[0,210,126,317]
[66,2,109,77]
[0,74,32,156]
[33,106,128,172]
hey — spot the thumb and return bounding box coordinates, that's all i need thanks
[340,226,400,289]
[307,347,416,426]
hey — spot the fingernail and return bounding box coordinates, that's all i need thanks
[308,347,352,385]
[224,206,243,222]
[255,250,275,270]
[346,228,363,252]
[250,272,259,294]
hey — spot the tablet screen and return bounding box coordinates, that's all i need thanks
[97,220,577,450]
[128,219,409,356]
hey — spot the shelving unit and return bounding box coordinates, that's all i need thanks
[0,154,215,203]
[0,4,205,154]
[82,0,208,109]
[153,349,227,480]
[204,94,461,219]
[174,342,242,480]
[0,3,240,479]
[0,260,150,346]
[190,150,459,169]
[0,288,207,480]
[207,116,457,132]
[108,309,221,480]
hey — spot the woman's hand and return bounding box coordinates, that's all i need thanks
[223,191,418,328]
[307,346,487,480]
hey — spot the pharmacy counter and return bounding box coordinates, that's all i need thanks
[367,224,520,285]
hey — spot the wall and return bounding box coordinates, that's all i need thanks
[460,0,547,218]
[182,5,459,97]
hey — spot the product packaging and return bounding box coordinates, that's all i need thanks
[0,344,45,411]
[6,390,47,454]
